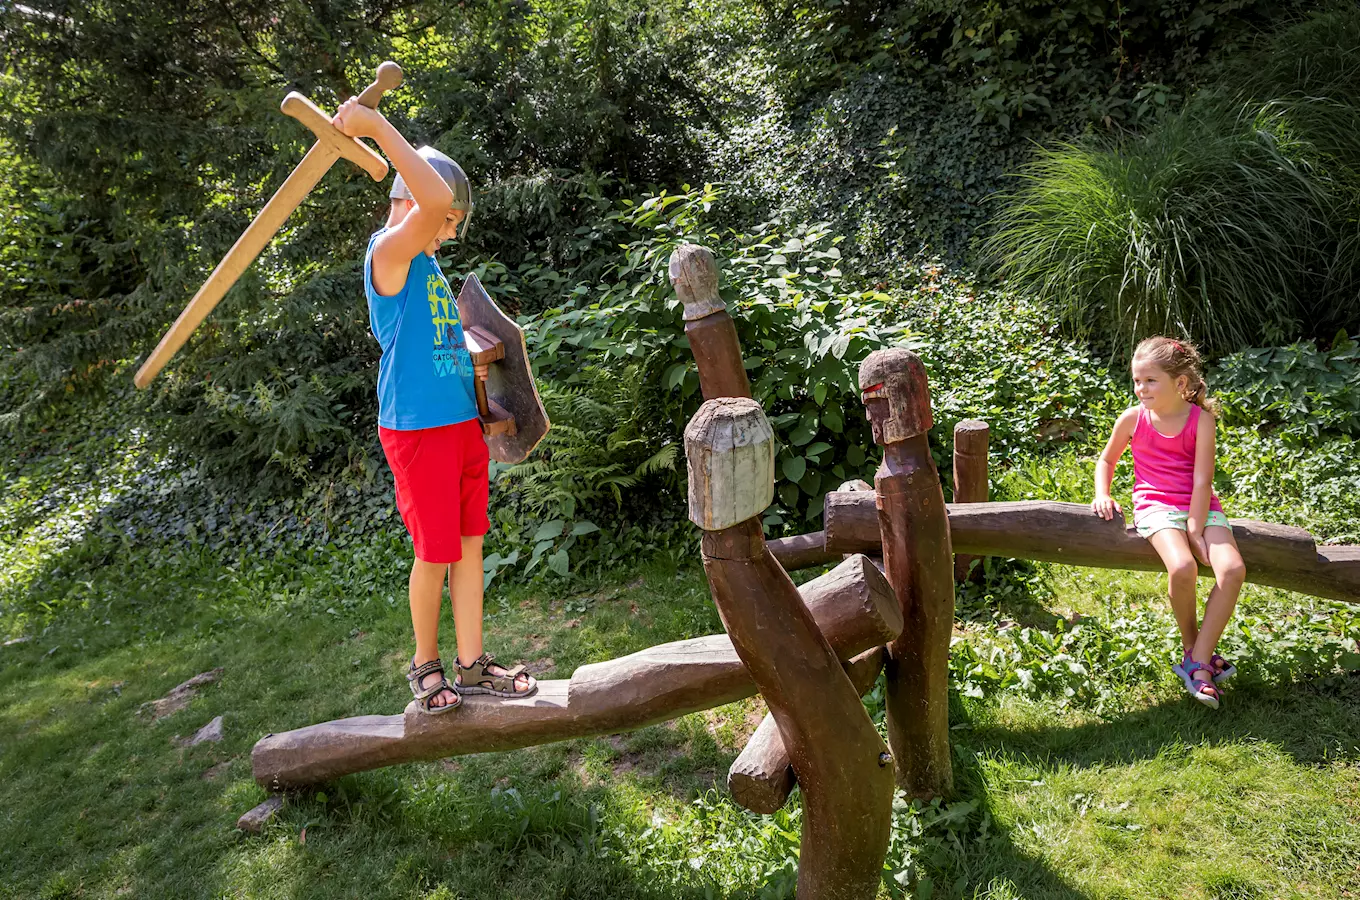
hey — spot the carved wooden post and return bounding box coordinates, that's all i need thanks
[860,349,955,799]
[687,398,894,900]
[670,244,752,400]
[952,419,990,582]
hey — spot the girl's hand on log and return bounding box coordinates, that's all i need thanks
[1091,495,1121,520]
[474,363,489,381]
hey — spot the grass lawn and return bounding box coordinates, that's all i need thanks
[3,520,1359,899]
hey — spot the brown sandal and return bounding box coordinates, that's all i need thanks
[407,657,461,714]
[455,652,538,698]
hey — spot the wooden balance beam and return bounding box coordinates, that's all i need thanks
[768,496,1360,604]
[252,553,901,791]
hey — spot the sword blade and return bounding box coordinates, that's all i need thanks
[134,143,340,387]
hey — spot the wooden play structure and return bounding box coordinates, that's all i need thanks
[249,243,1360,898]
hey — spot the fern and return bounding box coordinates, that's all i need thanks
[499,365,680,520]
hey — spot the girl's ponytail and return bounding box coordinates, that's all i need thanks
[1185,376,1221,418]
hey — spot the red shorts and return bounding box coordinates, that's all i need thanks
[379,419,490,564]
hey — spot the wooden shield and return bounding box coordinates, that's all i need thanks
[457,273,550,463]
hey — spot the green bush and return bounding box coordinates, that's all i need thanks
[520,186,912,527]
[984,97,1352,355]
[984,6,1360,356]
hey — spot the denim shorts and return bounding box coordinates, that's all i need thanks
[1135,508,1230,539]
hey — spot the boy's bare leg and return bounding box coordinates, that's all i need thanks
[1192,526,1246,667]
[450,535,531,693]
[410,558,457,708]
[1147,530,1204,664]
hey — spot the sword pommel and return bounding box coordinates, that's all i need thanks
[357,62,403,108]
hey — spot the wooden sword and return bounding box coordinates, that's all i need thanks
[134,62,404,387]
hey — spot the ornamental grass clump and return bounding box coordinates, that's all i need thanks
[984,99,1338,356]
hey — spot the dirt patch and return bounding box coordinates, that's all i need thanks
[202,760,232,781]
[140,668,223,721]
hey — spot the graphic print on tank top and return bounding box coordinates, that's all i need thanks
[427,272,474,378]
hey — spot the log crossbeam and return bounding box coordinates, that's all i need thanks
[252,555,899,791]
[769,498,1360,605]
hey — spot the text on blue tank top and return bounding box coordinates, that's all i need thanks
[364,229,480,430]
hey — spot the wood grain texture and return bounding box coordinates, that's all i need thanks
[252,554,897,790]
[702,520,894,900]
[457,273,549,462]
[728,646,886,814]
[952,419,989,582]
[685,398,775,530]
[670,244,752,399]
[877,436,956,800]
[817,496,1360,604]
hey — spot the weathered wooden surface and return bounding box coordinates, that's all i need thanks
[877,437,956,799]
[767,530,840,571]
[817,496,1360,605]
[729,646,885,814]
[686,392,893,900]
[684,398,775,531]
[670,244,752,400]
[702,521,894,900]
[861,348,956,801]
[252,554,898,791]
[952,419,989,582]
[458,273,550,462]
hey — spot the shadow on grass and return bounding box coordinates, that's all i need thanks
[912,695,1096,900]
[977,673,1360,771]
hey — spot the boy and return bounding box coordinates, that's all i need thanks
[332,97,537,713]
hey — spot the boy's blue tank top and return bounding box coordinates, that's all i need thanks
[364,229,479,430]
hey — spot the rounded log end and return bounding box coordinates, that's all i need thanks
[845,553,904,643]
[859,348,933,444]
[728,765,795,815]
[954,419,989,437]
[669,244,725,321]
[685,398,775,530]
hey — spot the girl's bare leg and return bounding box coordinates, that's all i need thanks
[1147,529,1202,659]
[450,535,530,693]
[1191,525,1246,667]
[410,558,457,708]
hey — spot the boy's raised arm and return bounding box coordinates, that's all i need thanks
[331,99,453,284]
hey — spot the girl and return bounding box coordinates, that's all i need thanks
[1091,337,1247,709]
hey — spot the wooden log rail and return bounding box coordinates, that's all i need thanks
[252,554,900,791]
[768,497,1360,605]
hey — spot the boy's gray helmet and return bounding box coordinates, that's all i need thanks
[390,146,474,238]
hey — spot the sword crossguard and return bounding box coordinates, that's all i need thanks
[280,61,403,182]
[281,93,389,181]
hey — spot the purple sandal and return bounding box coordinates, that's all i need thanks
[1172,654,1221,709]
[1210,653,1236,684]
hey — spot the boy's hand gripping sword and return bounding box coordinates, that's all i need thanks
[134,62,404,388]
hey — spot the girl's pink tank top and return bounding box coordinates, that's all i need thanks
[1130,404,1223,520]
